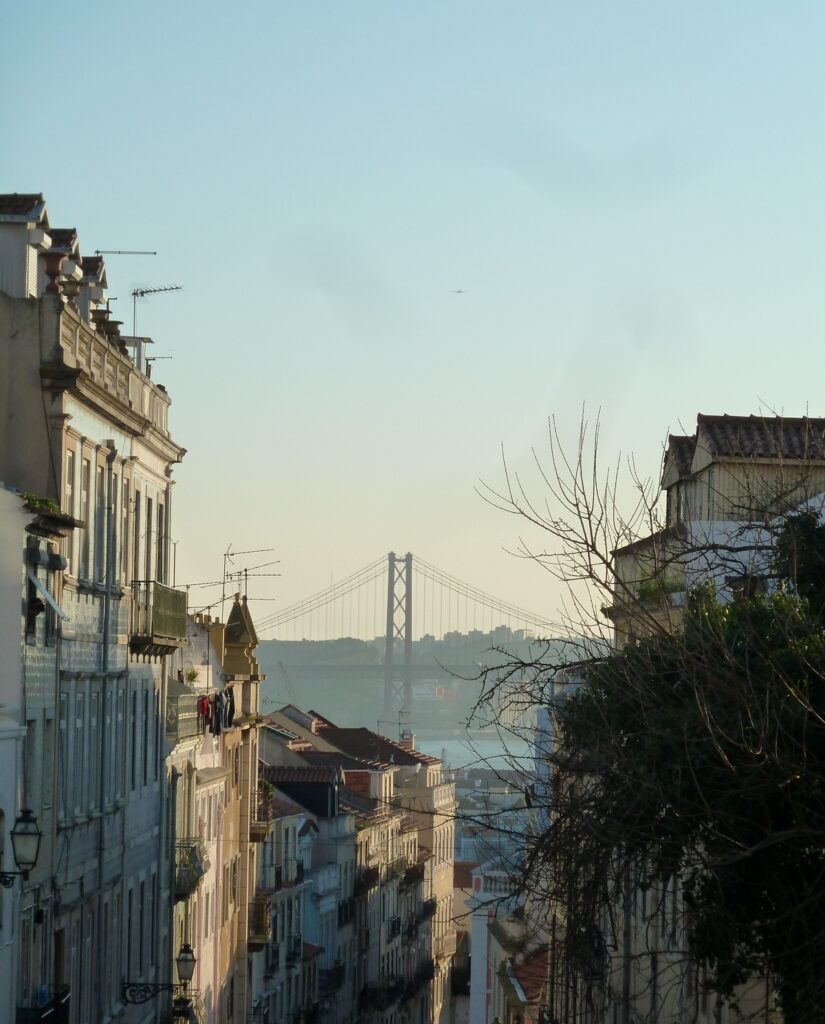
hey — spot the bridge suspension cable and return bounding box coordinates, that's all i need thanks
[413,556,554,631]
[255,556,386,634]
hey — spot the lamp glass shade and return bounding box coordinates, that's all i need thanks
[10,809,41,873]
[176,943,196,984]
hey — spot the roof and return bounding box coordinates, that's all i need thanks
[454,861,479,889]
[225,593,259,647]
[50,227,78,252]
[262,764,342,787]
[511,948,549,1004]
[299,749,392,773]
[269,791,307,819]
[666,417,825,482]
[0,193,46,219]
[319,726,441,767]
[665,434,695,477]
[698,415,825,460]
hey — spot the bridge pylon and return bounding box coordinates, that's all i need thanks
[383,551,412,724]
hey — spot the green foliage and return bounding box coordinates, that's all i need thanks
[553,516,825,1023]
[21,491,60,514]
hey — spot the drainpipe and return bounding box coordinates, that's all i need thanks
[96,443,116,1020]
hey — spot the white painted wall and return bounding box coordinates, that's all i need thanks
[0,486,29,1024]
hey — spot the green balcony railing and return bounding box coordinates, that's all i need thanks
[131,580,187,656]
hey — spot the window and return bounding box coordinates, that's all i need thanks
[127,888,133,973]
[145,497,153,580]
[139,880,145,974]
[24,719,38,817]
[42,718,54,810]
[90,692,100,811]
[130,691,138,790]
[65,450,76,571]
[58,693,69,820]
[156,503,165,582]
[74,692,86,815]
[80,458,91,578]
[117,688,126,799]
[142,690,149,787]
[95,464,105,581]
[111,472,118,583]
[132,490,141,584]
[121,478,129,584]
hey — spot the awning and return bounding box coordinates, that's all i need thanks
[27,570,69,621]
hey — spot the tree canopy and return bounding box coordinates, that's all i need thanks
[535,514,825,1022]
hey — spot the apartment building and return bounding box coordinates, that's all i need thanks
[259,707,456,1024]
[548,415,825,1024]
[0,193,189,1023]
[246,774,321,1024]
[165,599,265,1023]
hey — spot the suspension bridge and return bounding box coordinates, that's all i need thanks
[252,552,554,721]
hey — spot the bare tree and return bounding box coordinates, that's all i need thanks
[466,413,825,1024]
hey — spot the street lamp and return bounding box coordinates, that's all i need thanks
[122,943,198,1012]
[0,809,42,887]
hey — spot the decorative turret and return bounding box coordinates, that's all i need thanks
[223,593,260,677]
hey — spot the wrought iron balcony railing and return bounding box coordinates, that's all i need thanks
[418,898,437,922]
[16,985,70,1023]
[175,838,209,899]
[248,894,272,952]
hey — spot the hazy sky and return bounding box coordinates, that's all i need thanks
[3,3,824,636]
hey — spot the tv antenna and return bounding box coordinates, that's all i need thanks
[95,250,157,256]
[131,284,183,335]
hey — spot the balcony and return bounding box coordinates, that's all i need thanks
[418,898,437,923]
[320,961,346,994]
[401,862,425,889]
[175,839,209,900]
[435,932,457,959]
[354,865,379,895]
[251,787,273,842]
[16,986,70,1023]
[386,915,401,941]
[248,894,272,952]
[130,580,187,658]
[166,688,201,743]
[403,916,418,940]
[360,977,404,1012]
[386,856,407,881]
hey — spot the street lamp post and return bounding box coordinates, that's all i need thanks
[0,809,42,887]
[122,943,198,1016]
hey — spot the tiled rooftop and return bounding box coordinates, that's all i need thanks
[0,193,45,217]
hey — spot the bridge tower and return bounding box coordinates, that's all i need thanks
[383,551,413,723]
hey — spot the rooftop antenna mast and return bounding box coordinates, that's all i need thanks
[131,284,183,336]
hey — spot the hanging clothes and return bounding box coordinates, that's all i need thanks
[226,686,236,727]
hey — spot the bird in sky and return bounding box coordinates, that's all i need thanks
[452,289,465,294]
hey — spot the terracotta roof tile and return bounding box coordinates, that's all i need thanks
[512,948,549,1004]
[262,764,341,787]
[299,749,391,772]
[453,860,479,889]
[319,726,441,767]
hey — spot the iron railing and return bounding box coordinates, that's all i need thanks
[131,580,187,650]
[175,839,209,898]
